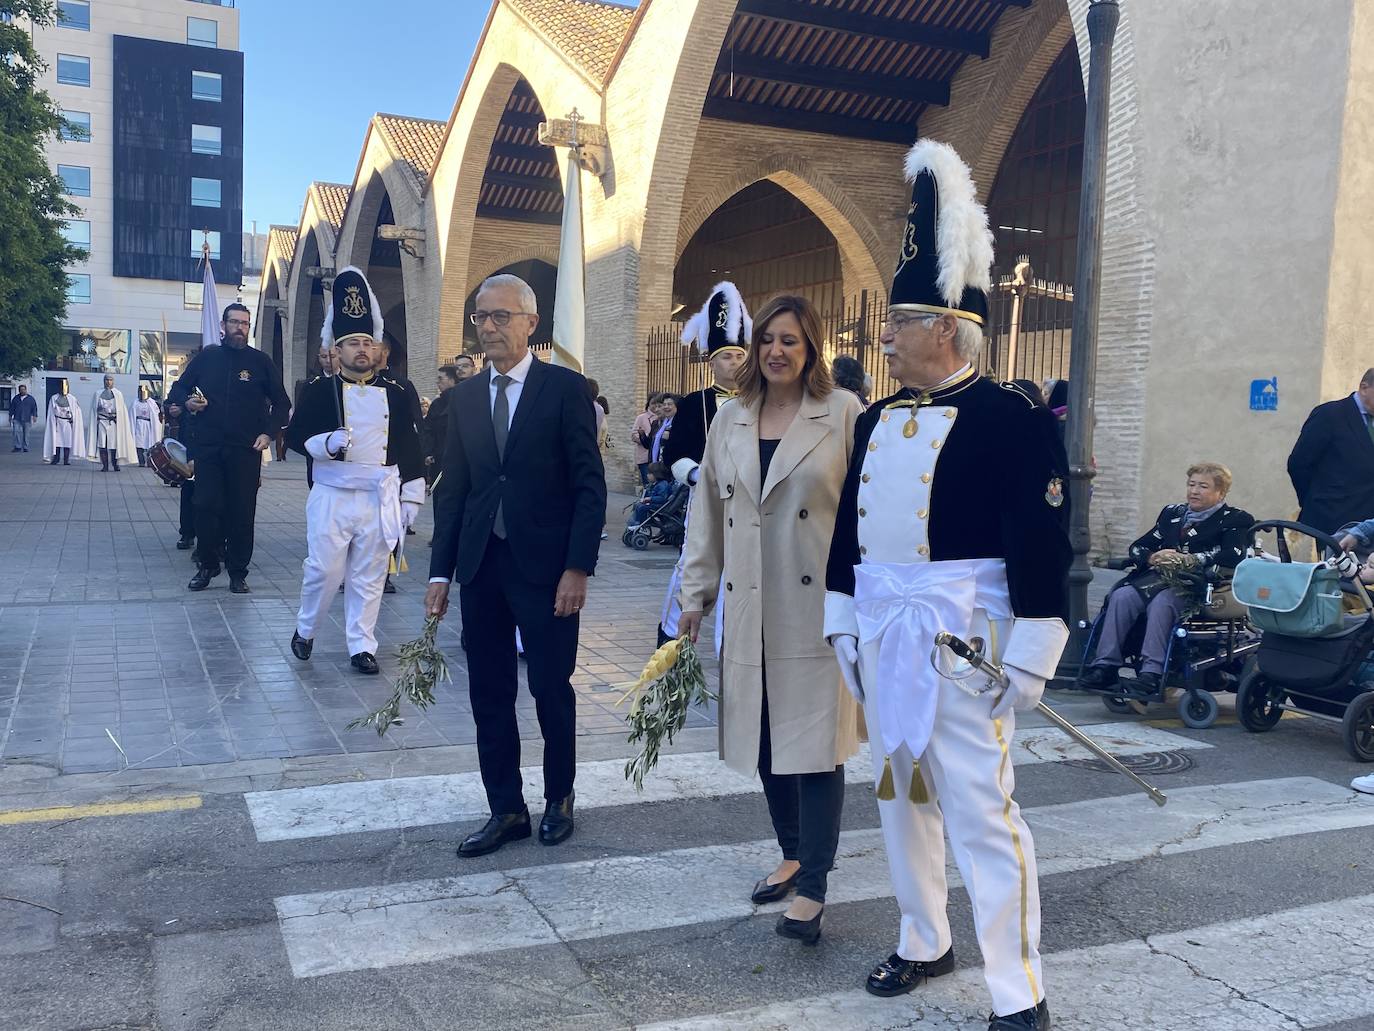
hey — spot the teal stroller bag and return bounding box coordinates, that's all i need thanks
[1231,558,1344,638]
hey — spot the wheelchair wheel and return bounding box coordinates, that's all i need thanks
[621,529,633,547]
[1342,691,1374,762]
[1178,689,1219,729]
[1102,695,1136,715]
[1236,665,1283,733]
[631,529,651,551]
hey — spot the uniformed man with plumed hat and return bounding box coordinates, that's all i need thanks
[824,140,1071,1031]
[657,281,750,645]
[285,266,426,675]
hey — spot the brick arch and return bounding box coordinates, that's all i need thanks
[337,157,424,273]
[673,154,889,297]
[284,221,332,391]
[468,246,561,298]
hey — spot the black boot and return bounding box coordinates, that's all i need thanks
[100,449,108,472]
[63,448,71,465]
[538,794,574,845]
[137,448,146,467]
[865,948,956,997]
[989,999,1050,1030]
[50,453,60,466]
[188,566,220,591]
[111,453,120,471]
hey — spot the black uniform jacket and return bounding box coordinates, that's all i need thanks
[429,357,607,587]
[1126,503,1253,580]
[662,388,721,477]
[825,375,1071,622]
[284,373,425,484]
[1286,396,1374,534]
[168,344,290,453]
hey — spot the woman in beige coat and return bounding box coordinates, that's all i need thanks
[680,294,862,946]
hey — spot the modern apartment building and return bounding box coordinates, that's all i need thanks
[7,0,243,413]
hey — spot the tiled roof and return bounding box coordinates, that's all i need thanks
[311,182,351,233]
[266,224,298,285]
[375,114,447,193]
[503,0,636,83]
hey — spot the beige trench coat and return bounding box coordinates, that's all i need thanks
[679,388,863,777]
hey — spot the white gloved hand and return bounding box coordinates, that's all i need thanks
[991,665,1045,720]
[324,428,350,456]
[832,634,863,703]
[1332,550,1361,578]
[401,501,420,529]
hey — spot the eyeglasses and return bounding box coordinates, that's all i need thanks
[882,313,939,333]
[224,318,250,328]
[470,310,532,327]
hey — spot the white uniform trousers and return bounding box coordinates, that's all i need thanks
[296,482,392,655]
[860,607,1044,1017]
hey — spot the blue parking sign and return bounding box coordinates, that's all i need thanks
[1250,377,1278,411]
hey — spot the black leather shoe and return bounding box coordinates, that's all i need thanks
[458,810,532,858]
[350,652,380,675]
[865,947,956,997]
[1133,671,1162,694]
[751,870,799,904]
[539,794,575,845]
[49,455,60,466]
[229,577,250,594]
[188,567,219,591]
[175,536,195,551]
[383,578,396,594]
[775,908,823,946]
[290,632,313,661]
[989,999,1050,1030]
[1079,665,1119,688]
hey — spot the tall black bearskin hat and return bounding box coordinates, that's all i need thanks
[322,266,385,346]
[681,281,752,358]
[889,140,993,325]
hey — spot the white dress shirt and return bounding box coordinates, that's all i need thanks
[489,349,534,428]
[430,349,536,585]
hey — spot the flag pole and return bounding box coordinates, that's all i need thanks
[550,109,586,373]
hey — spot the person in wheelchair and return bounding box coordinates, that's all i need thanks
[1081,462,1253,693]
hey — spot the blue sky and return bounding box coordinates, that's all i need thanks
[240,1,490,231]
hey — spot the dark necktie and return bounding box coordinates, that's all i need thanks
[493,374,511,538]
[1365,412,1374,446]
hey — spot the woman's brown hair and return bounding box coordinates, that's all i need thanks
[736,294,833,406]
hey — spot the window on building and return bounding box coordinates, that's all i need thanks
[191,231,221,259]
[66,274,91,305]
[56,53,90,86]
[191,123,221,155]
[59,109,91,141]
[184,282,203,310]
[57,164,90,196]
[191,176,221,208]
[187,16,217,48]
[62,219,91,247]
[53,327,133,373]
[191,70,222,101]
[57,1,90,30]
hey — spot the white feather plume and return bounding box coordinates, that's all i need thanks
[321,265,385,346]
[903,139,993,306]
[682,280,751,353]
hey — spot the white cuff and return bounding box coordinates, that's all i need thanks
[823,591,859,642]
[304,432,334,461]
[428,577,450,584]
[1002,617,1070,681]
[401,477,426,504]
[671,458,699,485]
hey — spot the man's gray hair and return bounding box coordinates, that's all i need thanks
[480,274,537,317]
[954,318,985,364]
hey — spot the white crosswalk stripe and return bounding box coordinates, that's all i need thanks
[271,776,1372,978]
[246,721,1206,842]
[638,893,1374,1031]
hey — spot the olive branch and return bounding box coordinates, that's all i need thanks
[347,614,450,736]
[618,636,715,790]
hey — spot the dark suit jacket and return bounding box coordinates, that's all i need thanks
[429,356,606,587]
[1287,396,1374,534]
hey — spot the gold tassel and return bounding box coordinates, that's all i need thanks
[875,755,896,801]
[908,759,931,805]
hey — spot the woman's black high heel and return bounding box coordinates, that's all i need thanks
[775,908,823,945]
[750,870,799,904]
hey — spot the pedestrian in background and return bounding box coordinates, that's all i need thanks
[9,384,37,452]
[1287,368,1374,535]
[631,393,662,486]
[650,393,678,463]
[424,364,461,489]
[831,355,869,408]
[678,294,863,947]
[132,385,162,466]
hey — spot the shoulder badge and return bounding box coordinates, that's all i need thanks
[1045,477,1064,508]
[238,370,251,382]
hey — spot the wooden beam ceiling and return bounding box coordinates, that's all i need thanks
[475,203,562,226]
[702,96,913,144]
[734,0,991,59]
[481,170,562,194]
[489,140,557,165]
[715,52,951,106]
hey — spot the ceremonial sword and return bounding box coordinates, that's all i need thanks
[933,631,1168,807]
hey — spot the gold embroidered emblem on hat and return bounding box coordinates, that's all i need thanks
[341,285,368,319]
[894,202,919,278]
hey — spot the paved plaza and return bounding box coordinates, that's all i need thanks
[2,438,1374,1031]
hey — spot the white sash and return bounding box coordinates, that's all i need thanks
[311,462,403,549]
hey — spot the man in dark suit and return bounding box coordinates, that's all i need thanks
[1288,369,1374,534]
[426,274,606,858]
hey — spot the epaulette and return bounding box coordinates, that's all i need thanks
[997,380,1042,409]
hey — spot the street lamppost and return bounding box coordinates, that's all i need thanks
[1061,0,1120,676]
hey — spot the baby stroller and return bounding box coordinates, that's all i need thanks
[1232,519,1374,761]
[1072,560,1260,728]
[622,481,689,550]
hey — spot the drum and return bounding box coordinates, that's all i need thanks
[148,438,194,486]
